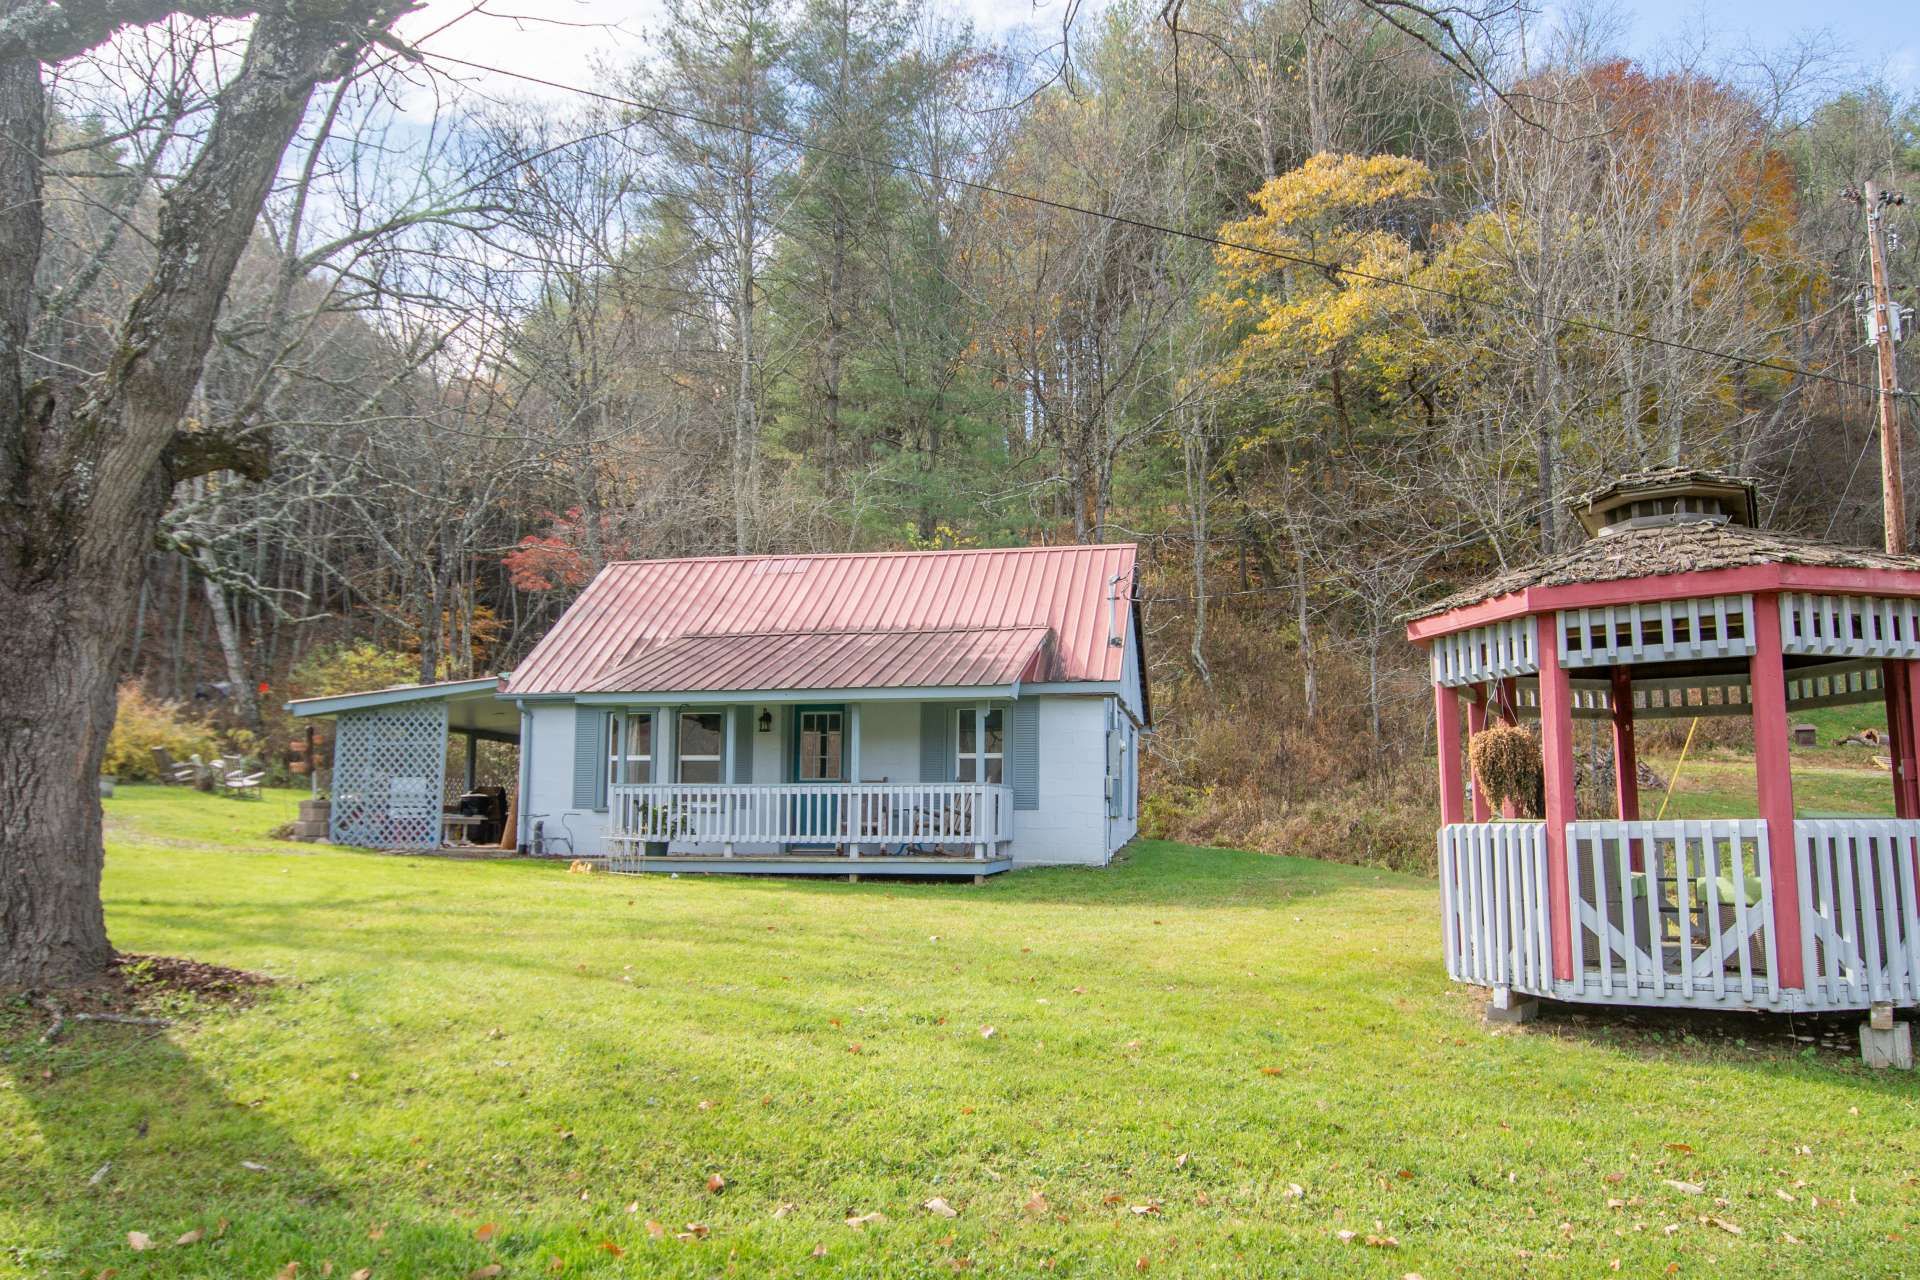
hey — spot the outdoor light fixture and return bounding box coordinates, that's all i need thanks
[757,709,773,733]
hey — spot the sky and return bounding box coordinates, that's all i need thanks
[395,0,1918,111]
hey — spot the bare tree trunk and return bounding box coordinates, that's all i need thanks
[0,2,405,988]
[199,553,259,727]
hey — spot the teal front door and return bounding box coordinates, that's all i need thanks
[790,705,847,842]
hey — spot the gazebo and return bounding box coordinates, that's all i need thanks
[1407,469,1920,1067]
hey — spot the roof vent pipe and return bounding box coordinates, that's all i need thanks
[1107,572,1125,648]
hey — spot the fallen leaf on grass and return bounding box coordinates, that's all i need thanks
[773,1203,797,1218]
[680,1223,711,1240]
[706,1173,726,1194]
[467,1267,504,1280]
[599,1240,624,1258]
[367,1224,386,1241]
[1707,1216,1743,1236]
[1665,1143,1693,1154]
[1775,1189,1796,1202]
[1365,1235,1399,1248]
[174,1229,203,1246]
[923,1197,959,1218]
[1023,1193,1050,1215]
[352,1270,373,1280]
[474,1223,498,1243]
[811,1244,828,1258]
[1662,1180,1704,1196]
[1174,1154,1189,1169]
[126,1233,151,1252]
[241,1160,271,1172]
[1129,1202,1162,1216]
[1102,1193,1126,1207]
[1782,1232,1804,1245]
[645,1220,665,1239]
[1281,1183,1305,1200]
[625,1201,639,1215]
[846,1212,887,1229]
[276,1266,299,1280]
[1258,1067,1283,1076]
[979,1026,997,1039]
[1336,1230,1357,1243]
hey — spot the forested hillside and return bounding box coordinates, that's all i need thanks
[68,0,1920,869]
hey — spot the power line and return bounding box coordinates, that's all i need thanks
[420,49,1899,400]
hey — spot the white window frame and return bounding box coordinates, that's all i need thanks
[677,710,725,783]
[955,704,1004,785]
[608,710,654,785]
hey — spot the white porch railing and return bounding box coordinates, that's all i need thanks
[1439,823,1552,991]
[1798,820,1920,1008]
[608,782,1013,855]
[1567,820,1780,1008]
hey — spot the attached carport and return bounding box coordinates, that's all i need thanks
[287,676,519,850]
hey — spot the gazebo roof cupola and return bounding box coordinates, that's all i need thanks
[1574,467,1760,538]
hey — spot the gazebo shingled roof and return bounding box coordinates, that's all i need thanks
[1411,521,1920,621]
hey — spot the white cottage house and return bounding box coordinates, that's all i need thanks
[289,544,1148,877]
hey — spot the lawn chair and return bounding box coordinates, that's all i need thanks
[151,747,198,786]
[213,758,266,798]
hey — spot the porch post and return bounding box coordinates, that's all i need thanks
[463,732,478,794]
[1750,596,1804,990]
[657,706,675,783]
[848,702,862,783]
[1466,684,1490,822]
[1434,683,1465,826]
[1536,613,1577,984]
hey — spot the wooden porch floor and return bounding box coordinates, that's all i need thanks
[603,852,1013,879]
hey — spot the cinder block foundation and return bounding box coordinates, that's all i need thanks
[1860,1021,1913,1070]
[1485,986,1539,1025]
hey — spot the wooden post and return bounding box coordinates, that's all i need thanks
[1609,666,1638,820]
[1536,613,1577,983]
[1750,596,1804,991]
[463,732,478,794]
[1434,683,1465,826]
[1861,180,1907,554]
[1466,684,1490,822]
[305,724,317,799]
[1886,662,1916,818]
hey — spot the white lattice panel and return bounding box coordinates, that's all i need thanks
[1430,616,1538,688]
[1558,595,1755,669]
[1780,593,1920,660]
[330,703,447,849]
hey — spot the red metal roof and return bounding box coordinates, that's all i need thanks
[583,626,1058,695]
[503,544,1137,696]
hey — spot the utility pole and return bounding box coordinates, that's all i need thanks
[1851,180,1909,554]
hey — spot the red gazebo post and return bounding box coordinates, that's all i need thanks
[1749,595,1803,992]
[1435,683,1465,826]
[1536,613,1577,983]
[1883,662,1914,817]
[1610,665,1641,871]
[1467,684,1491,821]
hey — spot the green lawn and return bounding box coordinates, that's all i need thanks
[3,788,1918,1277]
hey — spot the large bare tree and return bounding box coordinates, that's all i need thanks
[0,0,414,987]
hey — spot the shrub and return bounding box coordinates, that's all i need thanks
[1469,723,1543,818]
[102,684,220,781]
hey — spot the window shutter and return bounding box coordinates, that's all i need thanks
[920,703,953,782]
[733,705,755,783]
[1107,726,1124,818]
[1009,699,1039,811]
[573,707,609,811]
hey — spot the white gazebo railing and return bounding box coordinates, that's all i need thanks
[608,783,1013,857]
[1439,817,1920,1014]
[1566,820,1780,1008]
[1440,822,1552,991]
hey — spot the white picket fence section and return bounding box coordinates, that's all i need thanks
[1439,823,1552,992]
[1797,821,1920,1008]
[1565,820,1780,1008]
[608,782,1013,855]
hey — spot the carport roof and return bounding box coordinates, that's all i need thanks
[285,676,520,738]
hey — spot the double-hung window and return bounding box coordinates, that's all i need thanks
[956,706,1004,784]
[608,711,653,785]
[678,711,725,783]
